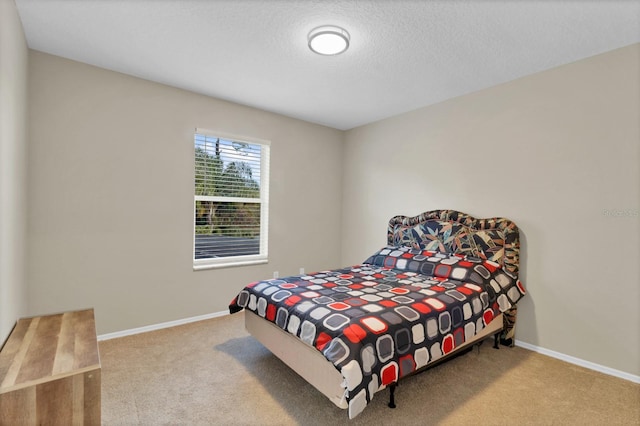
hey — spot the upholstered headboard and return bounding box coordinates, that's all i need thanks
[387,209,520,277]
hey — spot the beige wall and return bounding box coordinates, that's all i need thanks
[27,51,344,335]
[342,44,640,376]
[0,0,28,344]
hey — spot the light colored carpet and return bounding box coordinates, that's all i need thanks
[99,312,640,425]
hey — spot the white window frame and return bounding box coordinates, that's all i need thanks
[193,128,270,270]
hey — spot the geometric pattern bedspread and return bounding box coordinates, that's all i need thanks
[229,245,526,418]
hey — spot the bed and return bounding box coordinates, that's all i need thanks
[229,209,526,418]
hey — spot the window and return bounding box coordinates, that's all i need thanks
[193,129,270,269]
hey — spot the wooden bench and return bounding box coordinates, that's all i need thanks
[0,309,101,425]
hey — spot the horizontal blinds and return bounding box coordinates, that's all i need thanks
[195,134,262,199]
[194,133,268,263]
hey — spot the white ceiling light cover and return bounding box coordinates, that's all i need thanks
[308,25,350,55]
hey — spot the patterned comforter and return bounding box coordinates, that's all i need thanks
[229,245,526,418]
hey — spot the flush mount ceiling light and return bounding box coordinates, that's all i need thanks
[308,25,350,55]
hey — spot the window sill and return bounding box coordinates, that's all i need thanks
[193,258,268,271]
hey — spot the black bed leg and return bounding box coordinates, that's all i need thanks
[388,383,397,409]
[493,332,500,349]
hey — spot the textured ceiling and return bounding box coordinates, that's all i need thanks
[15,0,640,130]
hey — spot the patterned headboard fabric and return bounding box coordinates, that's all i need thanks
[387,209,520,277]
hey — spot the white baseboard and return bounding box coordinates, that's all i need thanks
[515,340,640,384]
[97,310,229,341]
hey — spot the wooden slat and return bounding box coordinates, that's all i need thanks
[71,374,84,426]
[0,318,40,389]
[82,369,101,426]
[16,315,61,384]
[72,310,100,369]
[0,386,36,424]
[0,319,30,367]
[36,377,73,425]
[52,312,76,375]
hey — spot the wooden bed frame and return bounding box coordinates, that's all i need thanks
[243,209,521,411]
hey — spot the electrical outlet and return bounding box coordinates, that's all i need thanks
[299,267,305,275]
[273,271,279,279]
